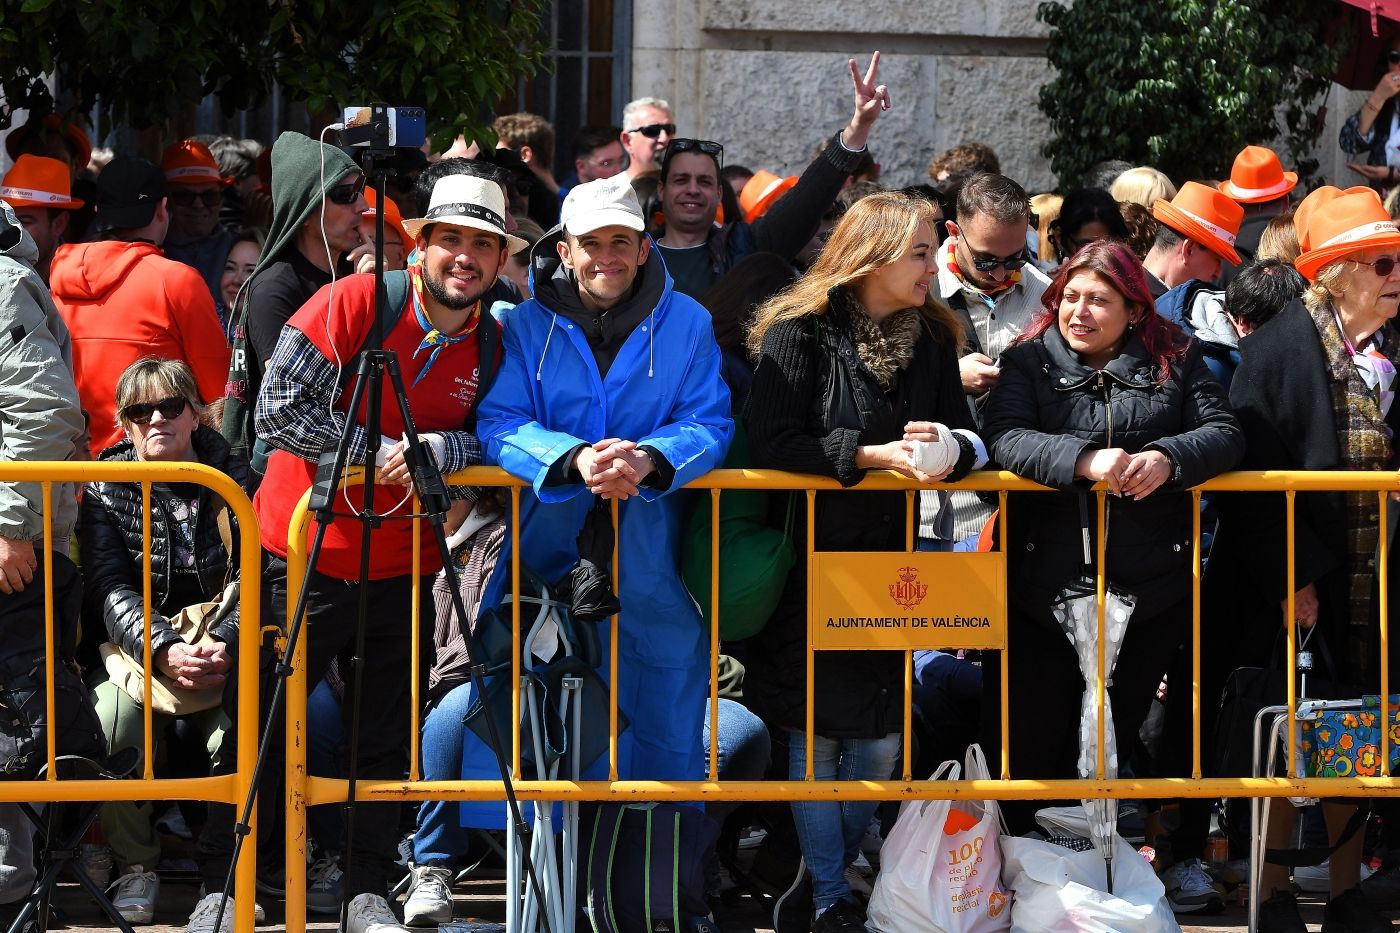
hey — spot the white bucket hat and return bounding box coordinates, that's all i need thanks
[402,173,528,255]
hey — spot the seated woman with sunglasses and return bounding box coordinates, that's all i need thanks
[1203,187,1400,932]
[79,358,249,925]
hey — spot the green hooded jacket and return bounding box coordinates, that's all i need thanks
[220,131,359,466]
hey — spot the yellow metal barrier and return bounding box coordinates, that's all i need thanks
[279,466,1400,931]
[0,462,261,932]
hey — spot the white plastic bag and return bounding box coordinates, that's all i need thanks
[866,745,1012,933]
[1000,807,1179,933]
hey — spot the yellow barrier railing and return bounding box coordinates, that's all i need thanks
[279,466,1400,931]
[0,462,261,932]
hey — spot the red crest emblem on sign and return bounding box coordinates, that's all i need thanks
[888,565,928,609]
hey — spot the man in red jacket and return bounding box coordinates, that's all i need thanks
[49,157,229,458]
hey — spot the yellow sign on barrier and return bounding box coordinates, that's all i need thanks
[809,552,1006,649]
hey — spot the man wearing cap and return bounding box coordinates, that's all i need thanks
[221,131,371,473]
[0,154,83,283]
[189,171,516,933]
[1218,145,1298,286]
[655,52,891,298]
[161,139,235,308]
[1148,182,1246,395]
[1143,181,1244,298]
[476,175,730,786]
[48,156,229,459]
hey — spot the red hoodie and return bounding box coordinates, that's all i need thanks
[50,241,230,458]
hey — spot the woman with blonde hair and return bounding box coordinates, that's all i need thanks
[1111,165,1178,209]
[745,191,986,931]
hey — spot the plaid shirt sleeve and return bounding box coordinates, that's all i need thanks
[254,327,372,464]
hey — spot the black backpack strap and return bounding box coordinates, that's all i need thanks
[338,270,412,390]
[465,311,501,430]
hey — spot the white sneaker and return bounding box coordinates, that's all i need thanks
[110,865,159,924]
[193,886,266,924]
[345,892,410,932]
[78,843,113,888]
[155,805,194,840]
[1160,858,1224,914]
[184,893,234,933]
[401,863,454,926]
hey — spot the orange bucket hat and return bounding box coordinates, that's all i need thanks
[739,170,798,223]
[1293,185,1400,281]
[1218,145,1298,204]
[160,140,230,187]
[0,154,84,210]
[1152,181,1244,265]
[363,188,414,254]
[4,113,92,170]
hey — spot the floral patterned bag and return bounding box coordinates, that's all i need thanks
[1301,695,1400,777]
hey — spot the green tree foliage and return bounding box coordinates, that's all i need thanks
[0,0,547,148]
[1037,0,1346,190]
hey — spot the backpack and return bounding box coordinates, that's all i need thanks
[0,553,105,778]
[584,802,720,933]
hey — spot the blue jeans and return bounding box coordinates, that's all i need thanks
[915,534,979,552]
[701,699,771,828]
[307,680,345,854]
[412,681,479,866]
[787,729,901,911]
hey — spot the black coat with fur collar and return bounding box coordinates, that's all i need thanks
[744,288,978,738]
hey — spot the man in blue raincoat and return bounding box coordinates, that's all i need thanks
[477,174,732,783]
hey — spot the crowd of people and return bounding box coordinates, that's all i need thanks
[5,42,1400,933]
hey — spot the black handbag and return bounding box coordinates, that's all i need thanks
[1212,631,1358,779]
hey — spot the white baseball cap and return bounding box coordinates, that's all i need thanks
[561,176,645,237]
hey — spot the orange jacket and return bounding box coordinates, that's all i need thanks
[50,241,230,458]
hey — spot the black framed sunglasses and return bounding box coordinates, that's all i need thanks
[168,189,221,208]
[326,176,367,206]
[1359,255,1400,277]
[122,396,188,425]
[968,250,1030,273]
[662,138,724,176]
[1389,50,1400,64]
[627,122,676,139]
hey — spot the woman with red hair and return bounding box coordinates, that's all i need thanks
[979,239,1242,836]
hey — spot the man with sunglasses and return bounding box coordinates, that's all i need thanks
[222,131,371,475]
[929,172,1050,550]
[49,156,230,459]
[161,139,235,308]
[620,96,676,180]
[654,52,893,299]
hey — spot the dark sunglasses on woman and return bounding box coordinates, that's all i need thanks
[122,396,188,425]
[1359,255,1400,277]
[168,189,222,208]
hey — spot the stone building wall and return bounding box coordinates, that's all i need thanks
[632,1,1374,196]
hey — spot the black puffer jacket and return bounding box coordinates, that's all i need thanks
[745,288,979,738]
[79,425,248,659]
[983,325,1243,624]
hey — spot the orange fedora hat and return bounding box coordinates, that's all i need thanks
[1293,185,1400,281]
[1152,181,1244,265]
[0,154,84,210]
[4,113,92,170]
[160,140,231,187]
[1218,145,1298,204]
[739,170,797,224]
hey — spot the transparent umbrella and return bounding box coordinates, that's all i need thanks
[1049,493,1137,892]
